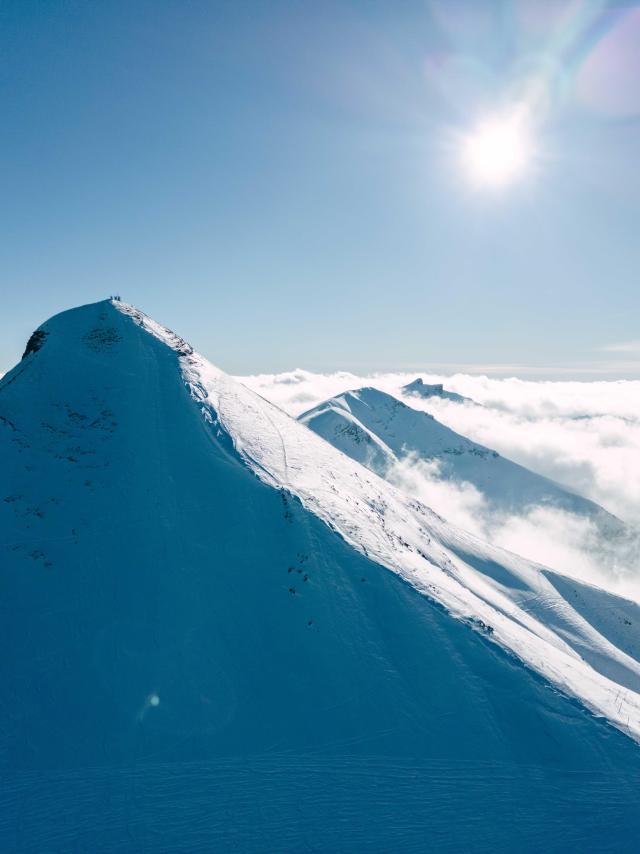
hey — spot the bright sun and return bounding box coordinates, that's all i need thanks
[462,115,532,188]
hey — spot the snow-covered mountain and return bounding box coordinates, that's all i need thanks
[402,377,472,403]
[299,386,623,530]
[2,300,640,851]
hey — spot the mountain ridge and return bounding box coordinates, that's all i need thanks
[3,299,640,850]
[299,385,625,528]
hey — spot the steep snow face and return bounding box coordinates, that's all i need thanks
[2,300,640,851]
[403,377,471,403]
[299,387,623,529]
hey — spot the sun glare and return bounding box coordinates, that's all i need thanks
[462,115,532,189]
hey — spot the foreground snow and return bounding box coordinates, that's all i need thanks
[115,301,640,741]
[2,299,640,850]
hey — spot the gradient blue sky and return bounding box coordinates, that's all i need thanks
[2,0,639,375]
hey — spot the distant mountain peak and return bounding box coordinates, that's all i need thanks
[299,384,626,532]
[402,377,472,404]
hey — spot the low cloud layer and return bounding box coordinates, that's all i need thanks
[387,454,640,600]
[238,369,640,598]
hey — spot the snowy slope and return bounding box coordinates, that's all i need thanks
[299,386,623,529]
[2,300,640,851]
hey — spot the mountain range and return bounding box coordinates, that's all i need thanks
[299,386,624,530]
[2,300,640,851]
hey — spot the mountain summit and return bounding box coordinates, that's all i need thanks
[2,300,640,851]
[402,377,471,403]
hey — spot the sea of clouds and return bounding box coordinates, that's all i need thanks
[237,369,640,599]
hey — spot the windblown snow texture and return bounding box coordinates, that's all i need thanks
[2,300,640,852]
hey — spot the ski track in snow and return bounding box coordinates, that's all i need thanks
[115,301,640,742]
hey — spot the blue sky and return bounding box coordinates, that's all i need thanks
[2,0,640,375]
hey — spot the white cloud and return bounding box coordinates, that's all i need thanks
[236,368,640,597]
[386,454,640,600]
